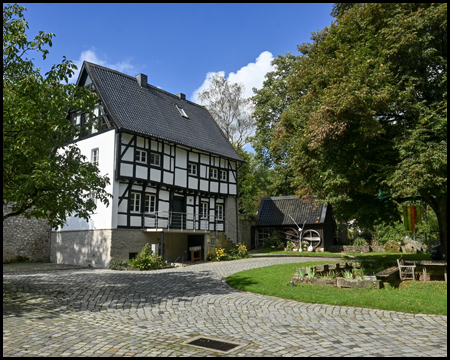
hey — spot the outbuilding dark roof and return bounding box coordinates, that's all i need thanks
[256,196,328,227]
[80,62,243,162]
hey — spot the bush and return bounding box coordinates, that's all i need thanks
[265,232,282,248]
[206,251,215,261]
[215,248,228,262]
[128,243,168,270]
[372,221,409,245]
[227,243,249,259]
[211,244,251,262]
[352,237,368,246]
[108,259,130,270]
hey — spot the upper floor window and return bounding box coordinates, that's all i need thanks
[130,192,141,212]
[70,103,111,142]
[210,167,218,179]
[145,194,156,213]
[200,202,208,219]
[150,152,161,166]
[91,148,99,165]
[188,163,197,176]
[135,149,147,163]
[220,170,227,181]
[216,204,224,220]
[176,105,188,118]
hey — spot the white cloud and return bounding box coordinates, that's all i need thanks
[69,48,136,83]
[191,51,275,102]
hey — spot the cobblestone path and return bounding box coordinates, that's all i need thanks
[3,258,447,357]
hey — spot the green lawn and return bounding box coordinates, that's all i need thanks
[226,261,447,315]
[256,249,432,261]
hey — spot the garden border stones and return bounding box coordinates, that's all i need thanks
[291,262,382,289]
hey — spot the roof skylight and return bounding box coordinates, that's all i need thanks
[176,105,188,118]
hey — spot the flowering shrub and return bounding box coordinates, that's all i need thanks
[209,243,250,262]
[129,243,168,270]
[301,241,309,251]
[206,251,215,261]
[215,248,228,262]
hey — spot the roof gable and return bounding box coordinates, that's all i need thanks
[79,61,243,162]
[256,196,328,227]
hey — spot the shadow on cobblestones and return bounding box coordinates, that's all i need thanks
[3,268,243,319]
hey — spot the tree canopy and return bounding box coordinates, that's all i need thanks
[251,3,447,257]
[3,4,112,228]
[197,73,254,148]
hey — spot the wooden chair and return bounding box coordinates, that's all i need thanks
[397,255,416,281]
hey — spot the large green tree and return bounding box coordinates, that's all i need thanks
[3,4,112,228]
[252,3,447,257]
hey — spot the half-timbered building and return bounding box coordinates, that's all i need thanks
[51,62,244,268]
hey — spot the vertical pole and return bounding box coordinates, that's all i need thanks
[160,232,164,259]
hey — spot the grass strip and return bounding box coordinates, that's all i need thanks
[226,261,447,315]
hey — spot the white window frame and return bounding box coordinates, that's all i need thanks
[200,202,208,219]
[188,163,197,176]
[150,152,161,166]
[210,167,218,179]
[135,149,147,163]
[144,194,156,214]
[220,170,227,181]
[91,148,99,165]
[216,204,224,220]
[130,192,141,213]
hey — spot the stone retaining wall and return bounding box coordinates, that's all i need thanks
[3,204,51,263]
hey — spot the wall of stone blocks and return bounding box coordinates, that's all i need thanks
[110,229,157,261]
[238,216,256,250]
[51,229,112,268]
[3,204,51,263]
[225,196,238,244]
[110,229,190,262]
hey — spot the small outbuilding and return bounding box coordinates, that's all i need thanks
[254,196,340,251]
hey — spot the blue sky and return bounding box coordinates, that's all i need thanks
[15,3,334,102]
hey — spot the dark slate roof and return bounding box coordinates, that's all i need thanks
[256,196,328,227]
[80,62,243,162]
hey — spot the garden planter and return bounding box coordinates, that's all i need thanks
[291,277,312,285]
[291,276,381,289]
[336,278,381,289]
[310,278,337,286]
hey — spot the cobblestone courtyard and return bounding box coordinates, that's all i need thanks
[3,258,447,357]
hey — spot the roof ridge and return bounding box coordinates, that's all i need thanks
[84,61,206,110]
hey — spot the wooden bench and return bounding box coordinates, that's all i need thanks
[375,266,400,284]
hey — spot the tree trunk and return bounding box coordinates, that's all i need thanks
[435,196,447,260]
[421,193,447,260]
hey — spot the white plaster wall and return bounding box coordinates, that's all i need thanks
[50,229,112,268]
[55,130,115,231]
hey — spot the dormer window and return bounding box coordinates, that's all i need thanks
[176,105,188,118]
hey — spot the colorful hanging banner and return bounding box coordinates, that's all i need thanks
[403,206,422,231]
